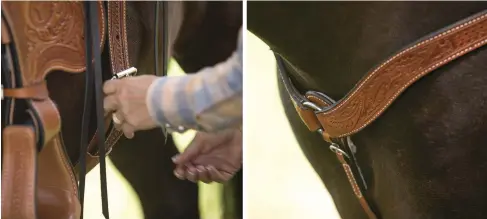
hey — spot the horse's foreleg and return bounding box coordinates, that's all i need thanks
[222,169,243,219]
[109,129,200,219]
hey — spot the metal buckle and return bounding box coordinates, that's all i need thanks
[303,101,322,111]
[302,100,327,135]
[329,143,351,159]
[111,67,137,80]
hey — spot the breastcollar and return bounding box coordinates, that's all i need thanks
[274,9,487,219]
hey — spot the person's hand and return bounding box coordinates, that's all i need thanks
[103,75,159,139]
[172,129,242,183]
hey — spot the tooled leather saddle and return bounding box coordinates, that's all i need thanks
[1,1,169,219]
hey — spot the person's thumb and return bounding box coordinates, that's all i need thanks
[172,134,205,164]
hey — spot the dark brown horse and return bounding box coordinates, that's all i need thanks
[249,2,487,219]
[2,1,241,219]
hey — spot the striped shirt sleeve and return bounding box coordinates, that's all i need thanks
[146,27,242,133]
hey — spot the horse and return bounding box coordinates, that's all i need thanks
[248,2,487,219]
[1,1,242,219]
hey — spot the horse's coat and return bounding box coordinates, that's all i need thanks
[249,2,487,219]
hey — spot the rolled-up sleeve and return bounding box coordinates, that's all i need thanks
[146,27,242,133]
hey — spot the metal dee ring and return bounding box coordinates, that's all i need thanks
[329,143,351,159]
[303,101,322,111]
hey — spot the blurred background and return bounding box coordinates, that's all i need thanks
[81,30,341,219]
[245,31,340,219]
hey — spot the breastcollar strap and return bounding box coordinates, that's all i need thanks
[277,10,487,139]
[275,10,487,219]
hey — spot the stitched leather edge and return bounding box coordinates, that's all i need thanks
[336,153,377,219]
[85,1,127,161]
[314,12,487,138]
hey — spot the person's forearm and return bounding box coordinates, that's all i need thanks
[146,50,242,132]
[146,27,242,133]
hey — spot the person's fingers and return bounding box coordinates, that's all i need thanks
[172,134,205,165]
[185,164,198,183]
[103,79,120,95]
[113,119,123,131]
[207,165,233,183]
[112,111,124,128]
[196,165,211,184]
[122,123,135,139]
[193,156,236,173]
[171,153,181,163]
[103,95,119,113]
[173,165,186,180]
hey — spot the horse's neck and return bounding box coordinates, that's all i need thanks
[249,2,487,99]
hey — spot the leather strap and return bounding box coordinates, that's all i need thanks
[104,1,129,151]
[335,153,377,219]
[1,126,37,219]
[84,2,110,218]
[1,17,11,43]
[279,10,487,139]
[315,11,487,138]
[84,1,128,160]
[83,1,170,162]
[2,81,49,100]
[276,54,335,142]
[79,1,127,177]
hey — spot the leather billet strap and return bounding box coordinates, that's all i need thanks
[335,152,377,219]
[84,1,170,160]
[85,1,128,159]
[284,10,487,139]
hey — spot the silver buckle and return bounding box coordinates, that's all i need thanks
[302,101,326,135]
[329,143,351,159]
[302,101,322,111]
[111,67,137,80]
